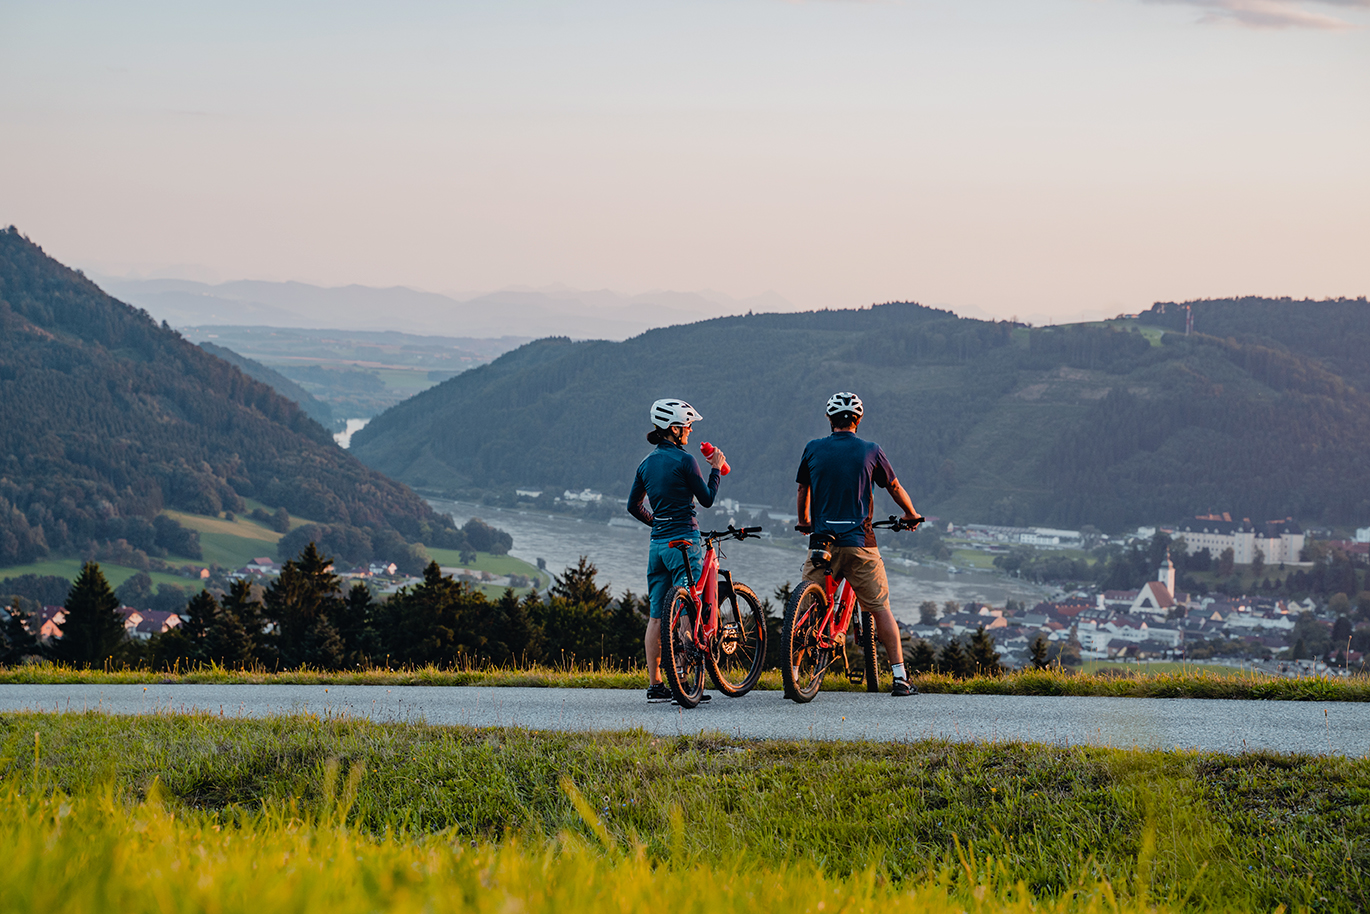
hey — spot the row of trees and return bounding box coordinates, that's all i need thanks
[3,543,1007,679]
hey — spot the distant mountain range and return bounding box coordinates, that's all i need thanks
[0,228,474,568]
[352,298,1370,532]
[93,276,794,340]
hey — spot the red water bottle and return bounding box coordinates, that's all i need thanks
[700,442,730,476]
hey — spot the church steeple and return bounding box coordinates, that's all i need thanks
[1159,550,1175,597]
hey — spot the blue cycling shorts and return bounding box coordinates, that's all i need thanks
[647,534,702,620]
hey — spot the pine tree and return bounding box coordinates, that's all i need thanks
[908,639,937,673]
[51,562,125,668]
[552,557,612,610]
[1029,634,1050,670]
[937,639,970,678]
[336,582,378,666]
[221,579,267,665]
[1,599,40,664]
[607,590,648,667]
[265,542,347,669]
[968,625,1002,676]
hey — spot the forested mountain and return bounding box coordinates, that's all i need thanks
[353,299,1370,531]
[198,341,339,431]
[0,228,471,567]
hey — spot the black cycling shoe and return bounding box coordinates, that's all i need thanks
[672,693,711,706]
[891,677,917,697]
[647,683,673,703]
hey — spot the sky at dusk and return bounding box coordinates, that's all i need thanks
[2,0,1367,323]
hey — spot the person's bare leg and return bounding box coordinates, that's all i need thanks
[873,608,904,666]
[645,617,662,684]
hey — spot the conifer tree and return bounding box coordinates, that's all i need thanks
[908,638,937,674]
[1,598,41,664]
[1029,634,1050,670]
[968,625,1002,676]
[51,562,124,668]
[220,579,267,665]
[552,557,612,609]
[936,639,970,678]
[265,542,347,669]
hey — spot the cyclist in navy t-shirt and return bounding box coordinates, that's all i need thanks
[628,398,727,703]
[796,392,923,696]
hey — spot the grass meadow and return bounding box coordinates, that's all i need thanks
[0,712,1365,913]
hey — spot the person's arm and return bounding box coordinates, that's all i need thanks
[685,456,721,508]
[886,479,921,523]
[627,472,654,527]
[873,446,921,523]
[796,483,811,532]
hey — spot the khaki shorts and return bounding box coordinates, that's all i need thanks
[801,546,890,616]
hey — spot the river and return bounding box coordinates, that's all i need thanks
[428,500,1050,624]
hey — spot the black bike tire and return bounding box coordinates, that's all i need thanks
[860,609,880,692]
[781,582,830,703]
[661,587,705,708]
[706,582,766,697]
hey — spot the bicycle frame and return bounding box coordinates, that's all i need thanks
[815,574,859,651]
[670,535,725,649]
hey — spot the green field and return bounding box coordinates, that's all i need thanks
[0,559,194,592]
[164,508,287,569]
[424,548,547,588]
[2,712,1365,913]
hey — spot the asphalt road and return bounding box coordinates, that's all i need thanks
[3,684,1367,756]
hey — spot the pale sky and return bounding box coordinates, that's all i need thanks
[2,0,1368,322]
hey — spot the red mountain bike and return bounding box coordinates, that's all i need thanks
[661,525,767,709]
[781,515,921,703]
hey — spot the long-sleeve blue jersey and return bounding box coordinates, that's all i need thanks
[627,442,721,540]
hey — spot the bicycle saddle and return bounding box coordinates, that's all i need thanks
[807,532,835,570]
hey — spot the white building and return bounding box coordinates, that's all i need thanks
[1172,515,1304,565]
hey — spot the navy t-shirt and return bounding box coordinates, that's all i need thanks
[627,442,721,540]
[796,431,897,547]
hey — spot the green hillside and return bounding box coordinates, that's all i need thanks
[198,341,339,431]
[352,301,1370,531]
[0,227,488,573]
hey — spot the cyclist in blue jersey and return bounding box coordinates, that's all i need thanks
[796,392,923,696]
[628,398,727,703]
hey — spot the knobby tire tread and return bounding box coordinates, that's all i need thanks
[706,582,766,697]
[662,587,705,708]
[782,582,829,703]
[860,610,880,692]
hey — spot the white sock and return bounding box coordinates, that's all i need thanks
[891,663,906,680]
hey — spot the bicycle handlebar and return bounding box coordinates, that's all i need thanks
[701,524,763,541]
[794,514,925,534]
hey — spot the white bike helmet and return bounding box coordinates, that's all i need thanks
[825,391,864,418]
[651,398,703,429]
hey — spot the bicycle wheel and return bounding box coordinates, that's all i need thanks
[661,587,705,708]
[781,582,830,703]
[706,581,766,697]
[859,610,880,692]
